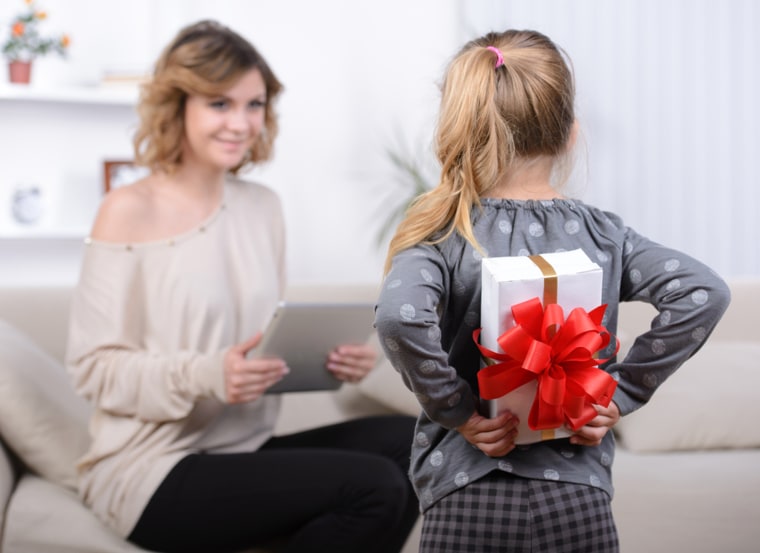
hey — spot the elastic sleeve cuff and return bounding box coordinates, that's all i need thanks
[611,386,640,417]
[428,393,478,430]
[190,351,227,402]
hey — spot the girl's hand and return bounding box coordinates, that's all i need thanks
[326,343,377,383]
[223,333,289,404]
[456,411,520,457]
[569,401,621,446]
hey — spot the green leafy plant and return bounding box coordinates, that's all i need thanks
[2,0,69,62]
[376,136,438,246]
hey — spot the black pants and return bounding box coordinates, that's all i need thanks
[128,415,419,553]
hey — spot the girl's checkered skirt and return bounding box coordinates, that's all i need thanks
[420,472,619,552]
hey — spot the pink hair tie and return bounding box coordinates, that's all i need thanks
[486,46,504,69]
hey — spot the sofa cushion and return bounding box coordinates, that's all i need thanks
[612,446,760,553]
[615,341,760,452]
[0,320,91,489]
[2,474,146,553]
[0,442,17,545]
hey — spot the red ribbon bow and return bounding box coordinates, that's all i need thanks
[474,297,618,431]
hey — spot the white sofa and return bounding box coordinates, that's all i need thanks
[1,281,759,553]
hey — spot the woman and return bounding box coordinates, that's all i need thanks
[66,20,418,553]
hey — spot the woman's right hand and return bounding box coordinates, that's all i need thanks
[456,411,520,457]
[223,333,289,404]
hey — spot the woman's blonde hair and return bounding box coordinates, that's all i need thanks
[133,20,283,175]
[384,30,575,273]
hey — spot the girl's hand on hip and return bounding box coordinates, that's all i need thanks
[326,343,377,383]
[456,411,520,457]
[223,333,289,404]
[569,401,621,446]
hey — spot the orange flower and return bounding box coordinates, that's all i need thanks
[4,1,70,60]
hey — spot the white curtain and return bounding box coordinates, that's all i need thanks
[462,0,759,278]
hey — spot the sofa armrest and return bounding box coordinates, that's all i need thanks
[0,286,73,364]
[0,441,20,544]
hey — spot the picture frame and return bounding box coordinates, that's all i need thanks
[103,160,149,193]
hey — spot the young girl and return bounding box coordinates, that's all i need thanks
[66,20,418,553]
[374,29,730,552]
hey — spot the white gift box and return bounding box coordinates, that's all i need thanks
[480,249,603,444]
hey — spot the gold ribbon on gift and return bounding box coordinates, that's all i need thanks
[528,254,558,440]
[528,254,558,306]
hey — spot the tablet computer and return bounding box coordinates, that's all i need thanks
[253,301,376,394]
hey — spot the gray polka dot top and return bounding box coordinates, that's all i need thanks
[374,198,730,512]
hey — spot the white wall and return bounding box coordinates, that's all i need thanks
[1,0,758,287]
[186,1,462,285]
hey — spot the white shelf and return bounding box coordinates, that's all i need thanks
[0,227,87,240]
[0,83,138,106]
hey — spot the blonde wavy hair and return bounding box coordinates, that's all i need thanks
[133,20,283,175]
[384,30,575,273]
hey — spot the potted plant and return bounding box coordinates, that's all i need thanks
[375,134,438,246]
[2,0,69,84]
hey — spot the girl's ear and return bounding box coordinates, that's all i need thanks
[565,120,579,152]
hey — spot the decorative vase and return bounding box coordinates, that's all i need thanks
[8,60,32,84]
[11,185,43,225]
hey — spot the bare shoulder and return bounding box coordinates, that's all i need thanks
[90,177,155,242]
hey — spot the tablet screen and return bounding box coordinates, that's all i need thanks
[254,301,376,393]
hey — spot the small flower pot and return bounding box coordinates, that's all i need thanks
[8,60,32,84]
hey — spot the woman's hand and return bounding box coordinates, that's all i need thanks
[569,401,621,446]
[326,343,377,383]
[456,411,520,457]
[223,333,289,404]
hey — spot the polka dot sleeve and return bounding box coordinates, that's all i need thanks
[608,227,731,416]
[375,245,478,430]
